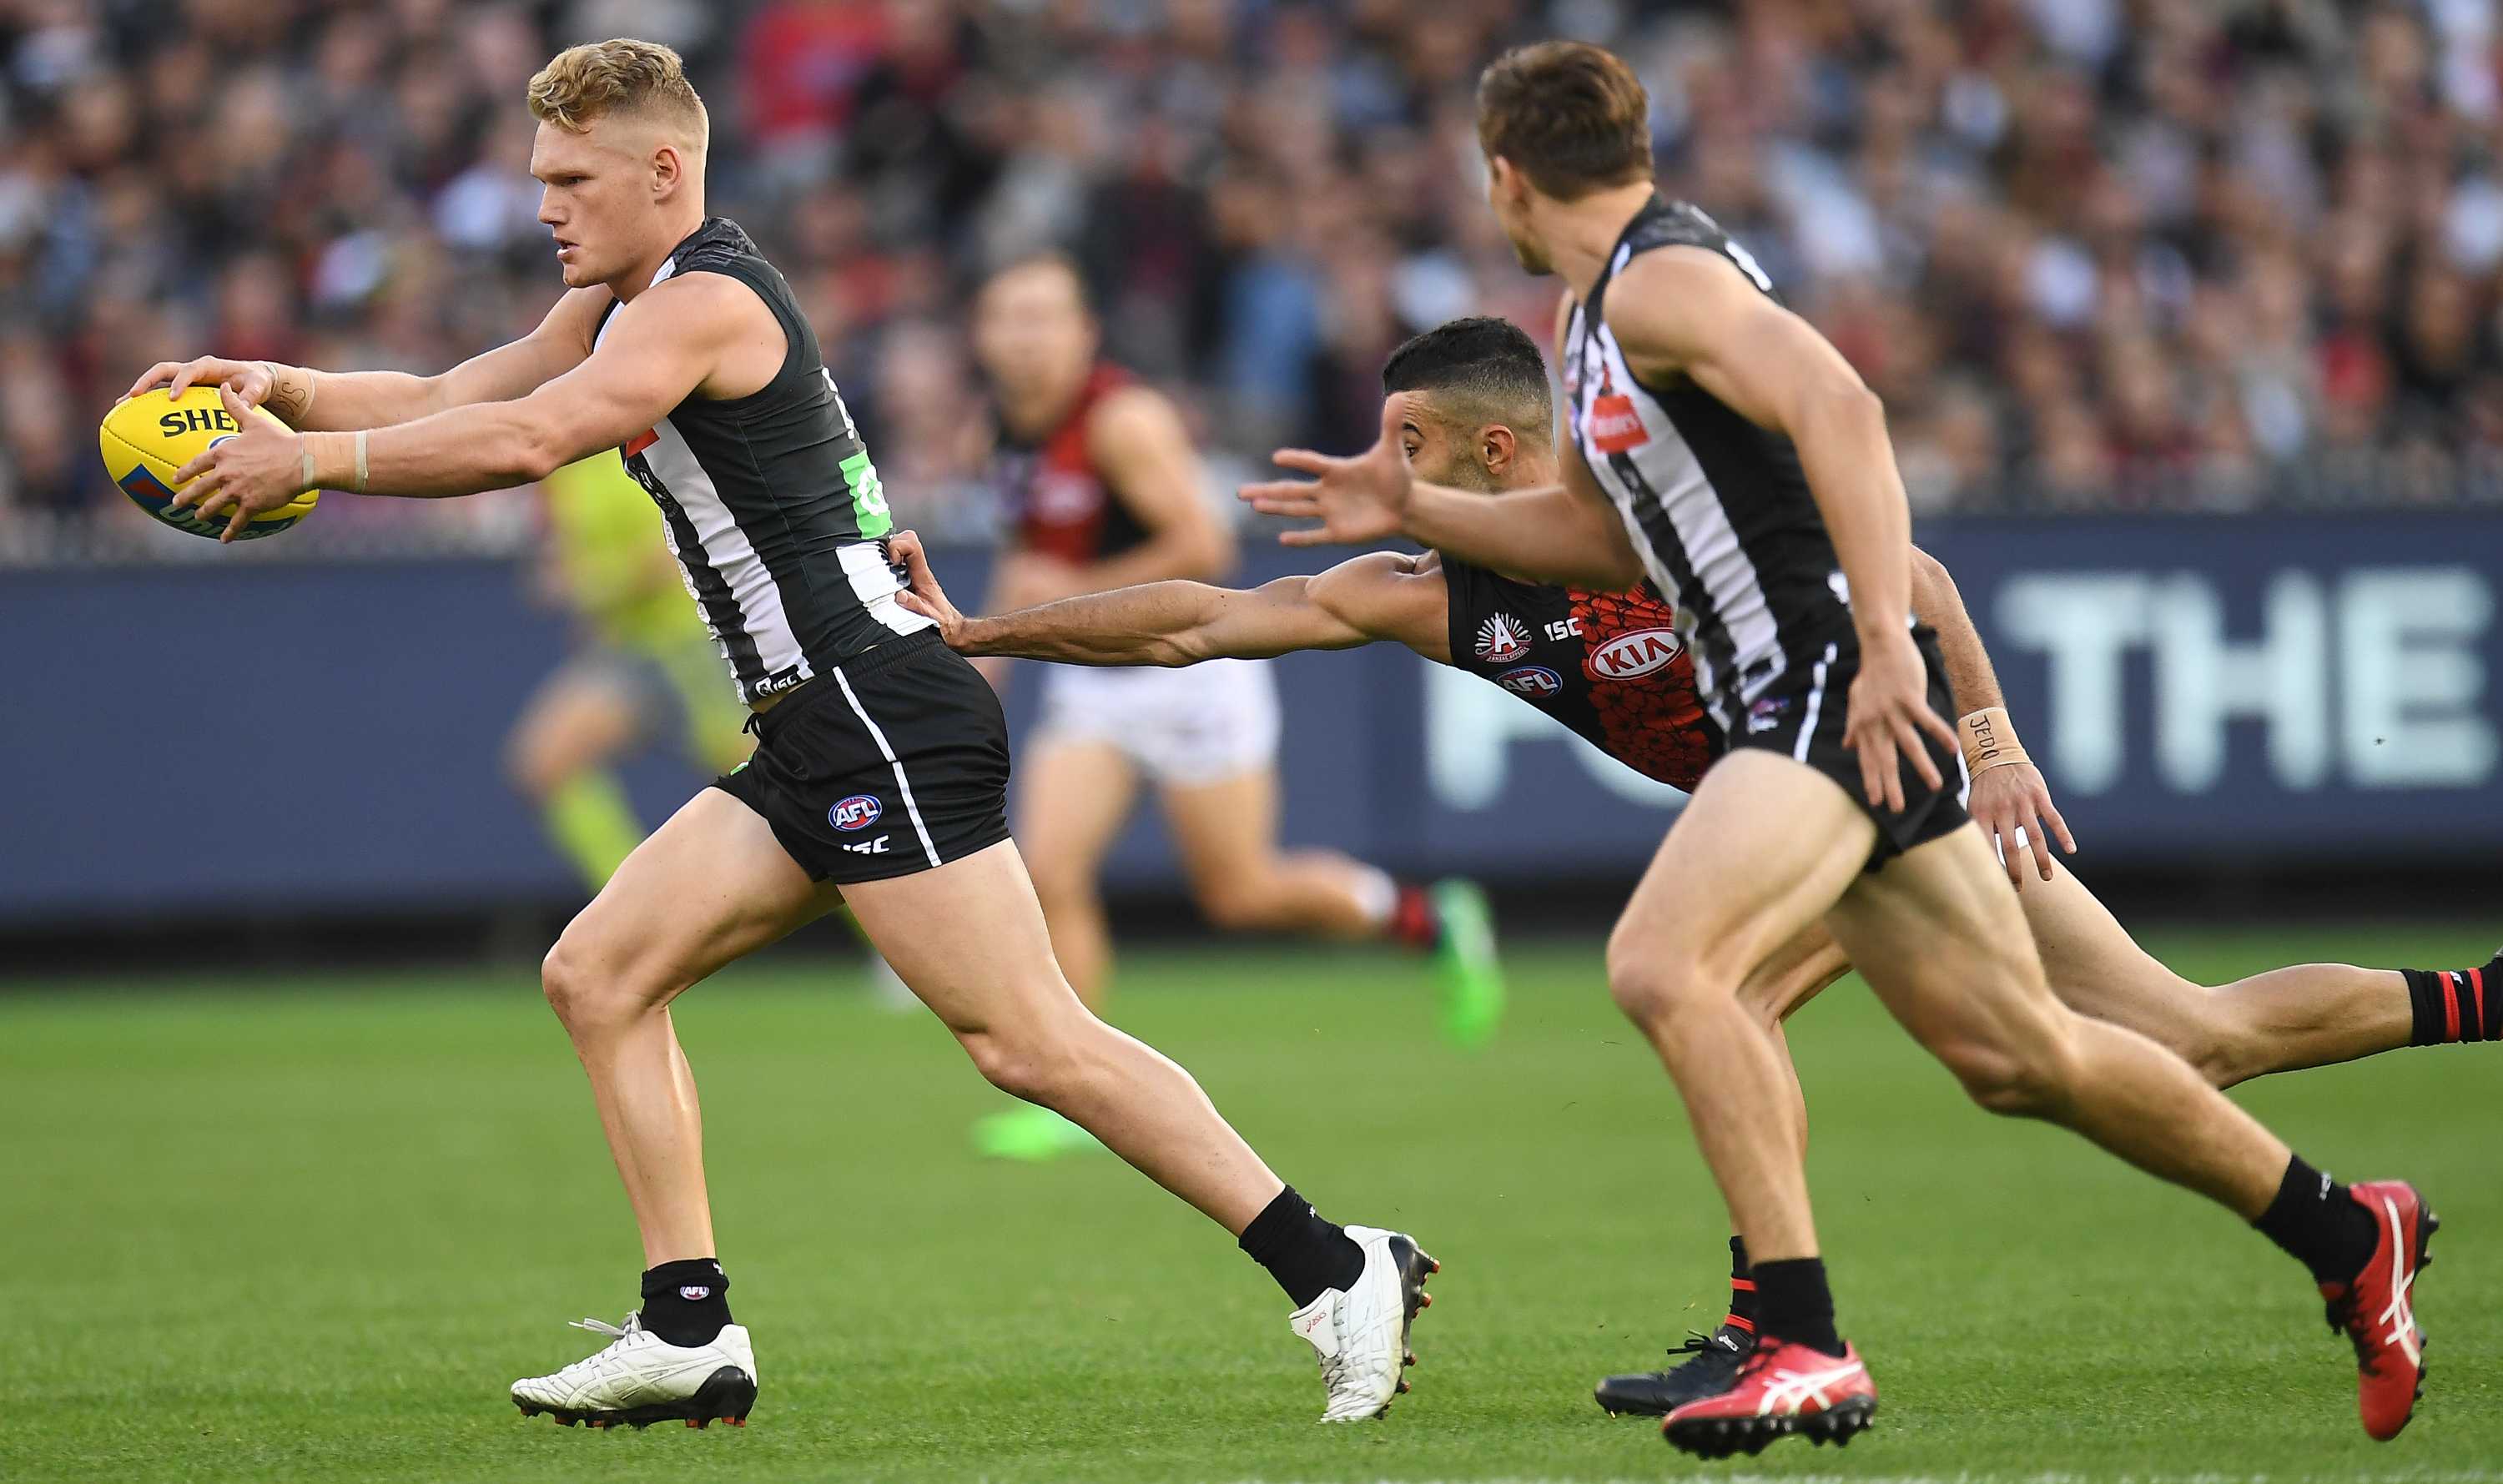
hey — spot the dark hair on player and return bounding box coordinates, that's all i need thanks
[1475,41,1654,201]
[979,246,1097,316]
[1381,316,1552,436]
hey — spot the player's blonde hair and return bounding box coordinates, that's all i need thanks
[527,38,709,151]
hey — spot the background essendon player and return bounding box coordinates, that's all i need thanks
[964,254,1505,1160]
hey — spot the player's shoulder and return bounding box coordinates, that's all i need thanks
[603,270,776,345]
[1623,198,1740,256]
[667,215,768,274]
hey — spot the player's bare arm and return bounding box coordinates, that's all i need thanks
[1908,546,2077,886]
[1241,394,1643,590]
[125,287,608,431]
[1606,247,1955,810]
[894,530,1451,666]
[164,275,773,540]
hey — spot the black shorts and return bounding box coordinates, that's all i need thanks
[712,630,1012,884]
[1726,626,1967,870]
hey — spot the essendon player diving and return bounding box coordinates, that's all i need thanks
[1234,40,2445,1457]
[966,254,1505,1160]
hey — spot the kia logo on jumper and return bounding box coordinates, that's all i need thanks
[1588,627,1682,681]
[830,795,884,832]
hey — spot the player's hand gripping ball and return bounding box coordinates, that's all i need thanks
[99,385,318,541]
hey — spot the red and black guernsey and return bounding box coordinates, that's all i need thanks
[995,363,1151,565]
[1439,556,1719,790]
[595,216,919,705]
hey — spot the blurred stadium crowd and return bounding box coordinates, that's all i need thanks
[8,0,2503,556]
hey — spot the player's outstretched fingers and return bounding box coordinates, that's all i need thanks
[1268,448,1337,477]
[1237,480,1322,520]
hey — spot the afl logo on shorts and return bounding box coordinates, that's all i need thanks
[1588,627,1682,681]
[830,794,884,832]
[1475,613,1532,663]
[1497,665,1562,698]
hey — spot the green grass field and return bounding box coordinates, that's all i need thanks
[4,925,2498,1483]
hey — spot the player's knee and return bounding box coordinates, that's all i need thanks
[2143,1002,2249,1089]
[540,927,666,1034]
[1604,933,1708,1029]
[1938,1014,2082,1118]
[506,733,564,801]
[959,1019,1091,1104]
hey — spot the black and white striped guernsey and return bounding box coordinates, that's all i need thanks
[595,217,927,705]
[1561,196,1851,732]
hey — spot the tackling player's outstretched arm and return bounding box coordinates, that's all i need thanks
[167,275,766,536]
[1607,247,1956,809]
[128,288,607,431]
[891,531,1452,667]
[1909,546,2077,884]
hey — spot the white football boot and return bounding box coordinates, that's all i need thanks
[510,1312,759,1430]
[1287,1224,1438,1421]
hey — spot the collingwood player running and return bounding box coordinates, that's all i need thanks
[1242,43,2435,1456]
[129,39,1434,1431]
[902,312,2495,1426]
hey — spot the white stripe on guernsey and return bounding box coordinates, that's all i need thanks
[1586,320,1785,702]
[1795,642,1837,763]
[830,667,941,868]
[644,416,813,690]
[839,543,935,638]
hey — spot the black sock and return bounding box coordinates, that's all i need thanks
[1748,1256,1842,1356]
[1723,1235,1758,1337]
[639,1258,733,1346]
[2253,1156,2379,1285]
[2403,952,2503,1044]
[1239,1185,1367,1308]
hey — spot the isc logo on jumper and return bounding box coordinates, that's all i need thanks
[1475,613,1531,663]
[1497,665,1562,698]
[829,794,884,832]
[1588,627,1682,681]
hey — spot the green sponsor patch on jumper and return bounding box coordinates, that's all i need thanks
[842,449,891,538]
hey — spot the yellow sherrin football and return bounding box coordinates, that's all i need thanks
[100,385,319,541]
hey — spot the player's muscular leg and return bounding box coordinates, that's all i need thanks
[1016,740,1141,1007]
[540,788,841,1265]
[1162,768,1386,939]
[2022,868,2413,1087]
[1606,751,1878,1261]
[1824,826,2285,1217]
[845,840,1284,1230]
